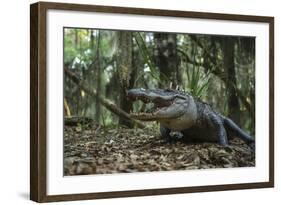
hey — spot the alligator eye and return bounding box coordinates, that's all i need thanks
[174,95,187,100]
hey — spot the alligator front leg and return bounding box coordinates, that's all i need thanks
[160,125,172,142]
[209,114,228,146]
[160,125,184,143]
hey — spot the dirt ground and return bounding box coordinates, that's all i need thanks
[64,124,255,176]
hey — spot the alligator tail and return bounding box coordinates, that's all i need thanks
[223,117,255,148]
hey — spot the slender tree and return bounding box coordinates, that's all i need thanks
[116,31,134,127]
[154,33,179,87]
[95,31,102,122]
[221,37,240,124]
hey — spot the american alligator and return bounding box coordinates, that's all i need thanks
[127,88,255,148]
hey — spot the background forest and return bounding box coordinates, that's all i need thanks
[64,28,255,134]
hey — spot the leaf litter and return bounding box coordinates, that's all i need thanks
[64,125,255,176]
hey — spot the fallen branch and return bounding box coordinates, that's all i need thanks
[64,67,145,129]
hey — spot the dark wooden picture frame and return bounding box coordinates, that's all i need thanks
[30,1,274,202]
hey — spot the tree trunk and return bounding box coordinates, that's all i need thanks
[154,33,179,87]
[116,31,134,127]
[222,37,240,124]
[95,31,102,122]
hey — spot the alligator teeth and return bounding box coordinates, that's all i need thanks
[131,112,154,116]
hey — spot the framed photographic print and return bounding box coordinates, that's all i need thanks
[30,1,274,202]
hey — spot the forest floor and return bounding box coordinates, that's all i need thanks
[64,123,255,176]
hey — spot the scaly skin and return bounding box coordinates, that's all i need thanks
[127,88,255,148]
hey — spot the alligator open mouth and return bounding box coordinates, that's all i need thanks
[127,89,174,121]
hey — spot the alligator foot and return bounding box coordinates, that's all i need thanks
[170,131,184,140]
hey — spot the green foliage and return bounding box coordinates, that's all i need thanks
[186,65,211,99]
[64,29,93,69]
[133,32,169,87]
